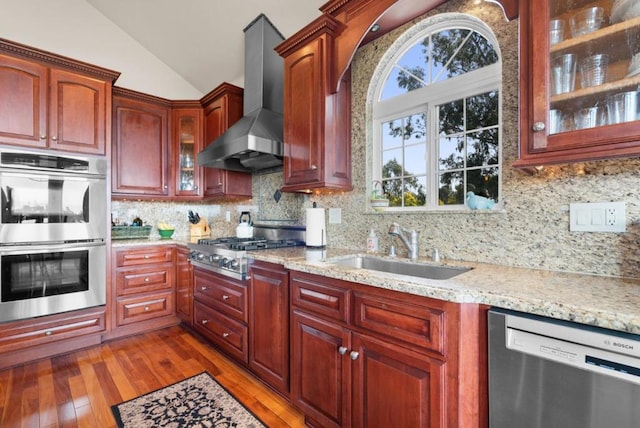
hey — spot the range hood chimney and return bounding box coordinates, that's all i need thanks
[198,14,285,172]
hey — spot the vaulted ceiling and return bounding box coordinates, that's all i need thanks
[85,0,326,94]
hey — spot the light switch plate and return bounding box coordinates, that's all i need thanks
[569,202,626,232]
[328,208,342,224]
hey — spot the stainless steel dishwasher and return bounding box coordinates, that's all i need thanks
[489,308,640,428]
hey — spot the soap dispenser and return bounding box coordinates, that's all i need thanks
[366,229,379,253]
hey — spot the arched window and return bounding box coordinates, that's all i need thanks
[371,14,502,210]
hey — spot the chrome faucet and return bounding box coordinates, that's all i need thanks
[388,223,419,261]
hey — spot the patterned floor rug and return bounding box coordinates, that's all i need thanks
[111,371,266,428]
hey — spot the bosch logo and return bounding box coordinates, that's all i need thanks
[612,342,634,350]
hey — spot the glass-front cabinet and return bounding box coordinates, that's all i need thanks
[515,0,640,168]
[172,107,203,198]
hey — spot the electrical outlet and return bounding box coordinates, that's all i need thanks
[570,202,626,232]
[606,207,617,226]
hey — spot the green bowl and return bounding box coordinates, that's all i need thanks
[158,229,175,239]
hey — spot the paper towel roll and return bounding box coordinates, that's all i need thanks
[306,207,326,247]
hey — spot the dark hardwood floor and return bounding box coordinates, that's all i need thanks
[0,326,305,427]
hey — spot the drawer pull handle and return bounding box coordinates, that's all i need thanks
[145,277,150,282]
[201,286,208,291]
[350,351,360,360]
[222,295,230,301]
[222,333,230,338]
[202,319,209,325]
[144,306,150,311]
[45,331,53,336]
[144,255,150,259]
[338,346,348,355]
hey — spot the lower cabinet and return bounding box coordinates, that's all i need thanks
[249,261,290,396]
[193,267,249,363]
[192,261,291,397]
[290,271,487,428]
[0,307,105,370]
[176,245,194,326]
[108,245,179,339]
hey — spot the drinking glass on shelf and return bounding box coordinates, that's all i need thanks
[551,54,577,95]
[550,19,565,45]
[569,7,605,38]
[574,106,606,129]
[580,54,609,88]
[607,91,639,124]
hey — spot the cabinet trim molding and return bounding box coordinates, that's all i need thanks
[0,37,120,82]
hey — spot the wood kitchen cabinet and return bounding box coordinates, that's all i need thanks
[112,88,171,198]
[172,104,204,199]
[200,83,252,198]
[0,39,118,155]
[276,18,353,193]
[514,0,640,168]
[0,306,105,370]
[290,271,487,428]
[193,267,249,364]
[176,245,194,326]
[108,245,178,340]
[249,261,290,396]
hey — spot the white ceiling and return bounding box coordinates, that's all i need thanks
[85,0,326,96]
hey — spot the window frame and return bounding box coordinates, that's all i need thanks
[369,14,503,212]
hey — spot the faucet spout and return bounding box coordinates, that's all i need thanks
[388,223,419,261]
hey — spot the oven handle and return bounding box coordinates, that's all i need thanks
[0,239,105,254]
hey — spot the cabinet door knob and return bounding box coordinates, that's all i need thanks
[350,351,360,360]
[532,122,546,132]
[144,277,150,282]
[310,164,317,170]
[202,319,209,325]
[222,294,230,301]
[40,134,47,140]
[45,331,53,336]
[222,332,230,338]
[194,186,198,190]
[51,136,57,141]
[144,255,150,259]
[144,306,150,311]
[201,286,208,291]
[164,185,168,189]
[338,346,348,355]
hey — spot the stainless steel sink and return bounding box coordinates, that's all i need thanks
[326,255,471,280]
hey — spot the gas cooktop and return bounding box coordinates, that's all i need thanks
[187,225,306,280]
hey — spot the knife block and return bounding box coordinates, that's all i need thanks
[190,218,210,238]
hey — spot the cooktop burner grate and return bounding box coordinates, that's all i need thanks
[196,237,305,251]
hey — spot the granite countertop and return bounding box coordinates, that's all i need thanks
[247,247,640,335]
[111,235,194,247]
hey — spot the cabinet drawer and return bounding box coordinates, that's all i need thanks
[115,246,174,267]
[291,273,349,323]
[353,292,446,356]
[116,291,174,326]
[116,264,174,296]
[194,268,247,323]
[194,301,248,364]
[0,308,105,353]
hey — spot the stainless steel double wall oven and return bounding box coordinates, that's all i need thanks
[0,149,107,323]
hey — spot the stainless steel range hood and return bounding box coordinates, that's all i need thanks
[198,14,284,172]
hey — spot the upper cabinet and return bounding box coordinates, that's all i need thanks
[200,83,252,199]
[277,16,353,193]
[172,103,204,199]
[515,0,640,167]
[0,39,119,155]
[112,88,171,198]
